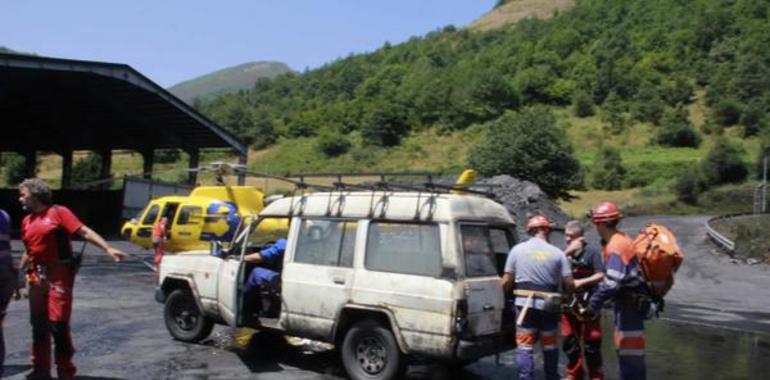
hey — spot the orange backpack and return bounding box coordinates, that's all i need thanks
[632,223,684,297]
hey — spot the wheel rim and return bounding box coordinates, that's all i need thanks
[171,297,198,331]
[355,336,388,375]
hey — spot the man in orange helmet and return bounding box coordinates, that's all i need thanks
[501,215,574,380]
[584,202,649,380]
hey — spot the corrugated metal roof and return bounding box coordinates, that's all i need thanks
[0,52,246,154]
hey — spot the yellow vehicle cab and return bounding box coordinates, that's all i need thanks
[121,186,265,252]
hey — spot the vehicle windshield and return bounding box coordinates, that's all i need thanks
[460,223,515,277]
[242,216,291,249]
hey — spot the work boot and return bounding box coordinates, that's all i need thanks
[25,371,52,380]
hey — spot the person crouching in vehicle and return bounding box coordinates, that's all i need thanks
[562,220,606,380]
[501,215,574,380]
[18,178,127,380]
[584,202,648,380]
[242,238,286,319]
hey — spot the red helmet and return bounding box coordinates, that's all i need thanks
[589,201,622,223]
[527,215,554,231]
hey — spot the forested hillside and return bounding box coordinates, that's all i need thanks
[195,0,770,205]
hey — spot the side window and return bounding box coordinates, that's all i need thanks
[461,224,515,277]
[365,222,441,277]
[294,219,358,267]
[177,206,202,225]
[141,204,160,225]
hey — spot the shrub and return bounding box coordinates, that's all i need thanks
[702,138,748,186]
[675,169,703,205]
[72,152,106,187]
[468,106,583,199]
[572,89,595,117]
[712,97,742,127]
[155,149,181,164]
[590,147,626,190]
[315,130,352,157]
[360,100,409,147]
[601,91,627,135]
[655,105,701,147]
[3,153,27,186]
[739,101,766,137]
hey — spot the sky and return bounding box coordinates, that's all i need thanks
[1,0,497,87]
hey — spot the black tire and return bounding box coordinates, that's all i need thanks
[341,319,405,380]
[164,289,214,343]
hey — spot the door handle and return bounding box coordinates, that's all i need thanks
[179,231,192,236]
[332,277,346,285]
[483,304,495,311]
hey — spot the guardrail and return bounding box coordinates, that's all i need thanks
[705,213,768,253]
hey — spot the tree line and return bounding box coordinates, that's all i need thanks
[194,0,770,199]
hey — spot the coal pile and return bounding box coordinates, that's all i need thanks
[369,173,571,240]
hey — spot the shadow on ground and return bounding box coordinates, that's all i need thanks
[230,330,489,380]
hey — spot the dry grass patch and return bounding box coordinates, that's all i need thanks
[469,0,575,31]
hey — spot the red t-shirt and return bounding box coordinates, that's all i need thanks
[22,205,84,265]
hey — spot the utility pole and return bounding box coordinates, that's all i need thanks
[763,155,767,213]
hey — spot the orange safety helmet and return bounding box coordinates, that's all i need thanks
[526,215,554,231]
[589,201,622,223]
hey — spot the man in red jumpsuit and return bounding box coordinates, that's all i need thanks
[561,220,606,380]
[18,178,127,380]
[151,216,168,268]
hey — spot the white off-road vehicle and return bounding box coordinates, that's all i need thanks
[156,190,517,380]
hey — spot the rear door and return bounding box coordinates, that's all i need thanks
[460,223,515,336]
[282,218,358,340]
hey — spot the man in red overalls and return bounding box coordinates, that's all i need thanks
[151,216,168,268]
[18,178,127,380]
[561,220,606,380]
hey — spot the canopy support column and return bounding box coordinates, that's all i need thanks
[141,150,154,180]
[61,150,73,189]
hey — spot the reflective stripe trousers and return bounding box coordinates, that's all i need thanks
[515,306,560,380]
[613,298,646,380]
[562,312,603,380]
[29,267,77,379]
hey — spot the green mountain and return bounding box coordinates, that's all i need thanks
[169,61,293,103]
[196,0,769,205]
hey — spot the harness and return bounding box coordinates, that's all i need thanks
[25,206,83,284]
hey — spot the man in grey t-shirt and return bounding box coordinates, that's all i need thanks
[501,215,574,380]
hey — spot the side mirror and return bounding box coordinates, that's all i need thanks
[210,240,225,258]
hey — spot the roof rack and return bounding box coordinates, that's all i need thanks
[288,172,497,198]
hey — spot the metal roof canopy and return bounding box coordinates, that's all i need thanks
[0,52,247,155]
